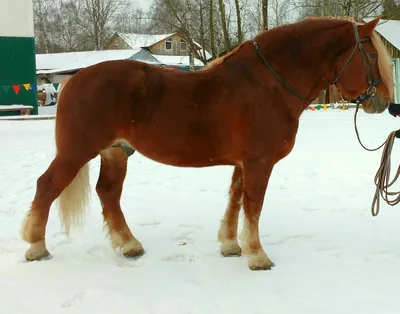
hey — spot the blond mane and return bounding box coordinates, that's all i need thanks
[202,44,243,70]
[371,31,394,101]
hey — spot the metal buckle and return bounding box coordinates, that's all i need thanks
[367,85,377,97]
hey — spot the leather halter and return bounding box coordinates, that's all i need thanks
[253,23,382,104]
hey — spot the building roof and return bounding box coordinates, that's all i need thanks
[117,33,176,48]
[36,49,140,74]
[35,48,205,75]
[363,18,400,51]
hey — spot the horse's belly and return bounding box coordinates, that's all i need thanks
[129,135,231,167]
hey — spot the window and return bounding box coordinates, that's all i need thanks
[180,39,186,51]
[165,38,172,50]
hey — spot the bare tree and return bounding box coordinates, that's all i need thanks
[33,0,56,53]
[184,0,195,70]
[53,0,82,51]
[261,0,268,29]
[218,0,231,50]
[234,0,244,42]
[79,0,130,50]
[115,7,149,33]
[269,0,295,26]
[209,0,217,57]
[382,0,400,19]
[296,0,395,21]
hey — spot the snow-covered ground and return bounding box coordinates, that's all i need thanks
[1,109,400,313]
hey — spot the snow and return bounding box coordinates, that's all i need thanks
[1,109,400,313]
[0,104,33,110]
[36,49,140,74]
[118,33,176,49]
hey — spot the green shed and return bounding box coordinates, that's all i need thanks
[0,0,38,115]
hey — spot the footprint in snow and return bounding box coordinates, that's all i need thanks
[136,221,161,227]
[61,291,86,308]
[162,254,198,263]
[178,224,204,230]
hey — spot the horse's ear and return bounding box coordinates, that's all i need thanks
[359,16,381,37]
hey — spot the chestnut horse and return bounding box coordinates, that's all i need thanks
[21,16,393,270]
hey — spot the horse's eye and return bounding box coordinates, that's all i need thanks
[369,53,377,60]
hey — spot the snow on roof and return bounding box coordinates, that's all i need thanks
[363,18,400,51]
[153,55,204,67]
[36,49,140,74]
[118,33,176,48]
[117,32,213,60]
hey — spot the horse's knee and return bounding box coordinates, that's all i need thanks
[95,178,114,197]
[36,172,53,193]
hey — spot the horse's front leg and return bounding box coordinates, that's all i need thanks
[218,165,243,257]
[240,158,275,270]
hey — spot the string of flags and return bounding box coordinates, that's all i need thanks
[0,83,60,95]
[308,103,352,111]
[309,104,329,111]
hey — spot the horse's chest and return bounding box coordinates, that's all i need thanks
[277,137,296,160]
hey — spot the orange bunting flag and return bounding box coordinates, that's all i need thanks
[12,85,20,95]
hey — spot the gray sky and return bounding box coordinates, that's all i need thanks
[136,0,153,11]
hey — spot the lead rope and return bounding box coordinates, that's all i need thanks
[353,104,400,216]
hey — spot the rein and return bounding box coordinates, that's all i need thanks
[353,103,400,216]
[252,41,314,102]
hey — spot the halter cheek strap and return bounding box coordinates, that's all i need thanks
[332,23,382,105]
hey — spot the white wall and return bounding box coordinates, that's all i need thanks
[0,0,34,37]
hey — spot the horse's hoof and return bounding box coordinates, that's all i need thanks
[248,252,274,270]
[122,239,145,259]
[123,247,145,259]
[249,263,275,271]
[25,240,52,262]
[220,240,242,257]
[25,248,52,262]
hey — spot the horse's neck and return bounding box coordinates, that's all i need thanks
[254,22,353,111]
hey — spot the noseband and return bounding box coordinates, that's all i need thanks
[253,23,382,104]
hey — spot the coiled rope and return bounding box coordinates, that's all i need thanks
[353,104,400,216]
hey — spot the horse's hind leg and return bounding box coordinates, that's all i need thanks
[218,165,243,257]
[21,155,90,261]
[96,144,144,258]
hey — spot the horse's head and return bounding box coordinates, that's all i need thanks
[333,17,394,114]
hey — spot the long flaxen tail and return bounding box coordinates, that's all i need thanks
[57,162,91,235]
[55,78,91,235]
